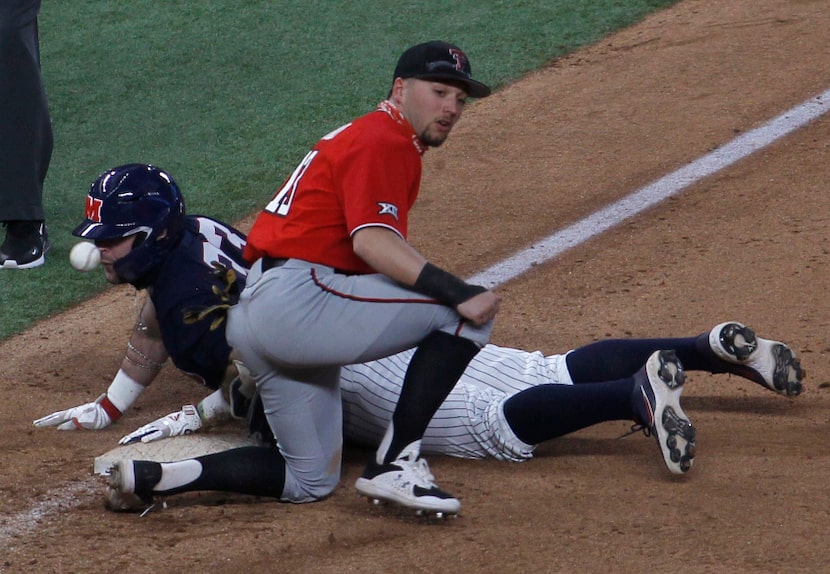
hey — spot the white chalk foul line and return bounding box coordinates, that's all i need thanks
[0,478,99,551]
[468,87,830,289]
[0,433,260,551]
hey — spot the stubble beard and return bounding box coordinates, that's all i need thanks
[419,128,448,148]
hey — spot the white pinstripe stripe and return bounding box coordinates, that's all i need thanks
[341,345,567,459]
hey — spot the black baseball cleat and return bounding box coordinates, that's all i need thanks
[704,322,805,396]
[355,451,460,518]
[630,349,696,475]
[0,221,50,269]
[105,460,162,513]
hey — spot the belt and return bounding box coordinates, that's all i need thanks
[261,256,288,271]
[260,256,361,276]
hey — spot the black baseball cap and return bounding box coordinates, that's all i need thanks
[393,41,491,98]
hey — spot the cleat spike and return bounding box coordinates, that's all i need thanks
[707,322,805,396]
[630,350,696,474]
[355,449,461,517]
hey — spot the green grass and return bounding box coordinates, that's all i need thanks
[0,0,678,340]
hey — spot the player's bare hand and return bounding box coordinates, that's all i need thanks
[33,394,113,430]
[118,405,202,445]
[457,290,501,326]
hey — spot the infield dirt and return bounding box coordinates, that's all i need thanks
[1,1,828,572]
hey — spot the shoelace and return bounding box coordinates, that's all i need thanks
[618,423,651,440]
[413,458,436,484]
[397,455,436,485]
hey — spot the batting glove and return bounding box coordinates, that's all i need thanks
[33,394,116,430]
[33,369,145,431]
[118,405,202,445]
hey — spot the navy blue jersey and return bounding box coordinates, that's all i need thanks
[150,216,248,389]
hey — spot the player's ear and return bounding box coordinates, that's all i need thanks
[389,77,406,104]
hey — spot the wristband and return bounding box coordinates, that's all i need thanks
[104,369,146,418]
[413,262,487,307]
[97,395,123,422]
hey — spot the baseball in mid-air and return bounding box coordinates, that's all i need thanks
[69,241,101,272]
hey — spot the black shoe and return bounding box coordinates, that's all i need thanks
[0,221,50,269]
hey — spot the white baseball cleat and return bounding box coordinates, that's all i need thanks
[708,322,804,396]
[104,460,161,513]
[356,450,460,517]
[631,349,696,475]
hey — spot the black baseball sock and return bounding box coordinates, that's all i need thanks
[154,446,286,498]
[382,331,480,464]
[565,336,711,383]
[502,378,635,445]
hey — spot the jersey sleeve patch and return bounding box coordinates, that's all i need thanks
[376,202,399,220]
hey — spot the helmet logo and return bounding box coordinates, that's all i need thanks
[85,196,104,222]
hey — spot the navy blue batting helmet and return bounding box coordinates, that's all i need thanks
[73,163,186,286]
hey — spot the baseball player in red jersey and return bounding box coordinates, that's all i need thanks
[232,40,500,516]
[108,41,500,518]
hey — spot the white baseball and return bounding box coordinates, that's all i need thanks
[69,241,101,272]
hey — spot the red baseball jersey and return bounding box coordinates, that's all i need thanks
[244,101,427,274]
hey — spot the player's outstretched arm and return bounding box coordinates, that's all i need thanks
[32,369,148,430]
[33,297,168,430]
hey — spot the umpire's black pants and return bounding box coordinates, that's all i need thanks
[0,1,52,222]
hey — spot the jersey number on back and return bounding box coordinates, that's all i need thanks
[263,123,351,216]
[195,217,248,276]
[264,150,318,216]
